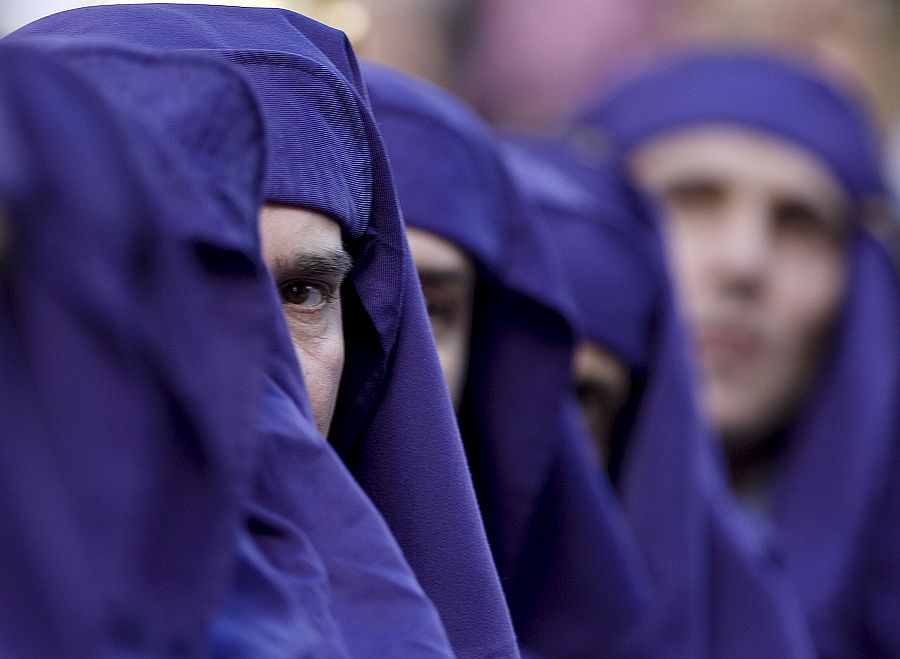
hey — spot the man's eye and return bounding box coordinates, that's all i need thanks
[427,299,456,323]
[423,289,463,330]
[279,281,330,309]
[774,200,828,236]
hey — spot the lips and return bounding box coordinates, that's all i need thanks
[697,322,761,366]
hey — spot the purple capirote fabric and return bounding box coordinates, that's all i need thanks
[364,63,653,658]
[0,41,275,657]
[501,136,815,657]
[12,7,519,657]
[581,50,900,656]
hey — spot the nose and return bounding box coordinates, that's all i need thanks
[710,199,770,296]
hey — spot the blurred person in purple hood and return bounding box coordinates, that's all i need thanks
[583,50,900,656]
[364,63,663,658]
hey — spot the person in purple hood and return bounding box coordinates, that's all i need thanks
[500,133,817,657]
[582,50,900,657]
[363,63,663,658]
[12,5,518,657]
[1,34,456,657]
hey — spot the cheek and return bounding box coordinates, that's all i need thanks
[433,327,470,409]
[282,305,345,433]
[662,217,711,312]
[769,243,846,348]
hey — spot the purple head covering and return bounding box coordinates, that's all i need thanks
[12,6,518,657]
[364,63,654,658]
[582,50,883,203]
[3,35,455,657]
[581,50,900,656]
[501,135,815,657]
[217,286,452,657]
[0,41,274,657]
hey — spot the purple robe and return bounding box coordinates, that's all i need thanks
[364,63,655,658]
[0,40,274,657]
[581,50,900,657]
[501,134,816,657]
[12,6,518,657]
[4,35,457,657]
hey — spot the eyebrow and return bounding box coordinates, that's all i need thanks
[775,195,849,229]
[663,175,724,194]
[271,248,354,283]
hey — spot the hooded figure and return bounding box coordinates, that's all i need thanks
[2,36,455,657]
[364,64,660,658]
[0,40,275,657]
[581,50,900,657]
[12,6,518,657]
[499,135,816,657]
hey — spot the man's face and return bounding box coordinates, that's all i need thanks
[406,227,476,409]
[630,127,850,449]
[573,340,631,466]
[259,204,352,435]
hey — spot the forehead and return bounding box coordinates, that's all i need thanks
[259,204,342,256]
[628,125,848,207]
[407,226,474,273]
[575,341,630,382]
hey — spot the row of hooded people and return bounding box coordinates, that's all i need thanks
[3,4,899,658]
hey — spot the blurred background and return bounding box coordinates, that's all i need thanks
[5,0,900,193]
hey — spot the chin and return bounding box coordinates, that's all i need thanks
[717,400,789,452]
[707,389,769,445]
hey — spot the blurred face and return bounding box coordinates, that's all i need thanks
[259,204,352,435]
[630,127,850,450]
[407,227,476,409]
[574,341,631,466]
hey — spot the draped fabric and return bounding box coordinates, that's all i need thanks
[501,136,815,657]
[365,64,655,658]
[580,49,900,656]
[0,40,272,657]
[12,8,517,656]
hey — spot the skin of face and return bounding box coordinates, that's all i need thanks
[259,204,353,436]
[406,227,476,409]
[573,340,632,467]
[630,127,850,453]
